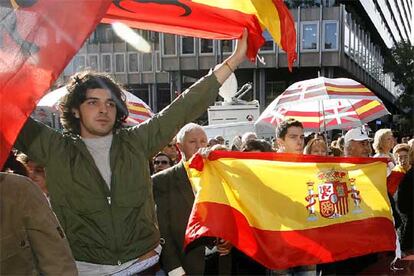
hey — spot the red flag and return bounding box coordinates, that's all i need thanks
[103,0,297,68]
[0,0,112,168]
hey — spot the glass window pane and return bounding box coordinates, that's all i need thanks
[102,54,112,72]
[221,40,233,53]
[265,81,286,107]
[350,30,355,57]
[200,39,213,54]
[88,55,99,71]
[73,55,86,72]
[153,32,160,51]
[344,24,350,54]
[157,86,171,111]
[115,54,125,73]
[181,36,194,54]
[128,53,139,72]
[155,51,161,71]
[142,53,152,72]
[302,23,318,50]
[163,34,176,55]
[324,22,337,50]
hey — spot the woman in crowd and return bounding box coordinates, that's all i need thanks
[304,138,328,156]
[373,129,395,175]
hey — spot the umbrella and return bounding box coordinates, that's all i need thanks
[33,86,153,128]
[255,77,390,133]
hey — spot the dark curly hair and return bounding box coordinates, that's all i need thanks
[60,71,128,134]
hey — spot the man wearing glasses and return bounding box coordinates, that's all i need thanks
[152,153,174,174]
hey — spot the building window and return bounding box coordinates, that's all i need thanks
[344,23,350,54]
[152,32,160,51]
[73,55,86,72]
[265,81,286,107]
[354,35,361,62]
[88,30,98,44]
[128,52,139,73]
[323,21,338,50]
[349,29,355,57]
[181,36,195,55]
[220,40,234,53]
[87,54,99,71]
[301,21,319,51]
[260,30,274,52]
[155,51,161,72]
[157,85,172,111]
[162,33,177,56]
[96,24,114,43]
[114,53,125,73]
[101,54,112,73]
[200,39,214,54]
[142,53,153,72]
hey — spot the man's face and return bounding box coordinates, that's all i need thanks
[73,88,117,138]
[153,155,171,173]
[395,150,410,170]
[347,140,371,157]
[177,128,208,160]
[277,126,304,154]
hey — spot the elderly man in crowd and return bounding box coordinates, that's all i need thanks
[322,126,399,275]
[152,123,232,276]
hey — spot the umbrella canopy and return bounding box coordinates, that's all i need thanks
[255,77,390,133]
[34,86,153,128]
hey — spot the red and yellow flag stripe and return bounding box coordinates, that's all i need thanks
[185,151,396,269]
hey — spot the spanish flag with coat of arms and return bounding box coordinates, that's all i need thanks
[184,151,396,269]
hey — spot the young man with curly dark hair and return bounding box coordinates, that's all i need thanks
[14,30,248,274]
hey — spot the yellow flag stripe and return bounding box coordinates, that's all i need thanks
[283,116,320,123]
[127,104,149,113]
[326,86,371,93]
[192,0,282,44]
[355,100,381,115]
[188,159,390,231]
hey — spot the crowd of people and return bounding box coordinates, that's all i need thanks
[149,119,414,275]
[1,29,413,275]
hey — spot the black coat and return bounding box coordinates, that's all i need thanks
[152,162,206,275]
[395,168,414,252]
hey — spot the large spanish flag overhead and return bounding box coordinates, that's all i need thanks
[185,151,396,269]
[103,0,297,69]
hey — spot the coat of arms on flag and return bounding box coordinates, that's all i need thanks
[305,170,362,221]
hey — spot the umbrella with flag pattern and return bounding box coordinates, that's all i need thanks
[255,77,390,134]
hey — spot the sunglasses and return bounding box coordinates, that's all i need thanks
[154,160,169,165]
